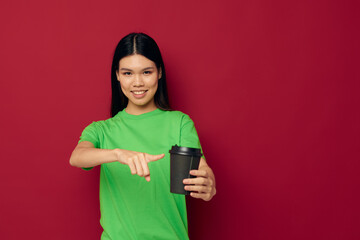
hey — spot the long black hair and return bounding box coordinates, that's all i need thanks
[111,32,171,117]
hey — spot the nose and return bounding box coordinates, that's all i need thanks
[133,74,144,87]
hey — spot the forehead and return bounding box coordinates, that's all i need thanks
[119,54,156,69]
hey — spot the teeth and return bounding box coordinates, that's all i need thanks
[133,91,146,95]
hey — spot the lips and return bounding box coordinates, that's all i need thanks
[131,90,148,99]
[131,90,147,95]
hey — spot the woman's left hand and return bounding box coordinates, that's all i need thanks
[183,158,216,201]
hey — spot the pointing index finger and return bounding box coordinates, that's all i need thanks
[145,153,165,162]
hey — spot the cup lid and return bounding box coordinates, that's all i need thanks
[169,145,203,157]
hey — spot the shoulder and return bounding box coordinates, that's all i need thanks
[82,116,114,131]
[161,110,190,120]
[162,110,195,127]
[163,110,187,117]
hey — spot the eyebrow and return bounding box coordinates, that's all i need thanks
[120,67,155,71]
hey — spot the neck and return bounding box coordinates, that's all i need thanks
[125,101,157,115]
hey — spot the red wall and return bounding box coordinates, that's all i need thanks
[1,0,359,239]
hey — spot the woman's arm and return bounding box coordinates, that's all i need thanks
[69,141,119,168]
[69,141,165,181]
[183,157,217,201]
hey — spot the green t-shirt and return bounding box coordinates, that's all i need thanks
[78,108,204,240]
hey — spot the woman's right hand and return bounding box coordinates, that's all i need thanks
[116,149,165,182]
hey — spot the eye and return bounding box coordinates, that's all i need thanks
[144,71,152,75]
[123,72,132,76]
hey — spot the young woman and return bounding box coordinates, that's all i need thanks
[70,32,216,239]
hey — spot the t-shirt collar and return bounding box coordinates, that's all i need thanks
[117,108,162,120]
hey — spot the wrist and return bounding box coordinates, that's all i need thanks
[113,148,122,162]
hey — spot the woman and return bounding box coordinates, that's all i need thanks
[70,32,216,239]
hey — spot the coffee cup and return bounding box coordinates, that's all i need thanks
[169,145,202,195]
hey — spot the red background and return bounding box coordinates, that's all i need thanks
[1,0,359,239]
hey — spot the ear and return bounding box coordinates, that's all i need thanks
[158,67,162,79]
[116,70,120,81]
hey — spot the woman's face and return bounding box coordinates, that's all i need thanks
[116,54,162,114]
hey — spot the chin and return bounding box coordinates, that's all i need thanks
[131,99,152,107]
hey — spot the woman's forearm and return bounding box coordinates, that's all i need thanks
[69,147,119,168]
[69,143,165,182]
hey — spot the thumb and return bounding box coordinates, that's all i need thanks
[146,153,165,162]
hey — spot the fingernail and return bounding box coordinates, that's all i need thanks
[183,179,188,184]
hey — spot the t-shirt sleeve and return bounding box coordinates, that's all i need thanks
[179,114,206,160]
[78,121,100,148]
[78,121,100,170]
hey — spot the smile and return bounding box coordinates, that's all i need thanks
[131,90,148,99]
[132,90,147,95]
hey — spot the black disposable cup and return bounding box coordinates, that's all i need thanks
[169,145,202,195]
